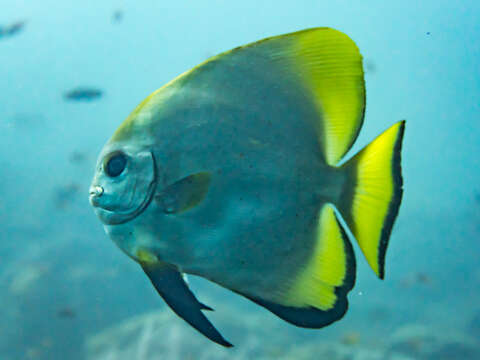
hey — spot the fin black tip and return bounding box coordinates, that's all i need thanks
[377,120,405,279]
[339,120,406,278]
[141,263,231,347]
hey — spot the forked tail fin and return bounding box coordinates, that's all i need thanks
[337,121,405,279]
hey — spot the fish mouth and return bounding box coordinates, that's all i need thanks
[91,180,157,225]
[89,186,104,207]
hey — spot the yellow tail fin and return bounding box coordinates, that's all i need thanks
[338,121,405,279]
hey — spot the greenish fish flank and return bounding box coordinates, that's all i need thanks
[89,27,406,347]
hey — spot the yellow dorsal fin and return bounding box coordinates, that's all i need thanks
[112,27,365,161]
[283,204,355,311]
[288,28,365,165]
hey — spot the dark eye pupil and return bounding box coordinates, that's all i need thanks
[106,153,126,177]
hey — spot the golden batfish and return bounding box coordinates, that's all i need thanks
[89,28,405,347]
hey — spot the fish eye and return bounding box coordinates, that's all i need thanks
[104,152,127,177]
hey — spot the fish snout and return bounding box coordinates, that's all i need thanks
[89,185,104,206]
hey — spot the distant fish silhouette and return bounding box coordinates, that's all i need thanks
[365,59,377,74]
[69,151,88,165]
[53,183,81,209]
[399,272,433,288]
[112,10,124,23]
[474,191,480,204]
[64,87,103,101]
[0,20,26,39]
[57,307,76,319]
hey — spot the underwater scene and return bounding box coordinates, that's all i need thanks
[1,0,480,359]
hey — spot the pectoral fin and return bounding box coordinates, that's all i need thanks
[155,172,211,214]
[141,262,232,347]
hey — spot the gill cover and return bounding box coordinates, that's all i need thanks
[92,149,157,225]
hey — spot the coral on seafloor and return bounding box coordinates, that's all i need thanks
[387,324,480,360]
[85,309,283,360]
[90,307,480,360]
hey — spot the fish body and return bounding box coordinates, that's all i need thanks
[112,10,123,23]
[90,28,405,346]
[0,21,26,39]
[64,88,103,101]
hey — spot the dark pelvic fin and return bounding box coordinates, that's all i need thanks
[141,263,232,347]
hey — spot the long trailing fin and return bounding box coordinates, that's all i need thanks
[338,120,405,279]
[140,262,232,347]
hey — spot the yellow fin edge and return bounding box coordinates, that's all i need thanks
[348,120,405,278]
[284,205,349,311]
[292,28,365,165]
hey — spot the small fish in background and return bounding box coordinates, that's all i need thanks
[53,183,81,209]
[112,10,123,23]
[474,191,480,205]
[57,307,76,319]
[0,20,26,39]
[399,272,433,288]
[89,27,406,347]
[64,87,103,102]
[68,151,88,165]
[364,59,377,74]
[415,272,432,285]
[468,311,480,337]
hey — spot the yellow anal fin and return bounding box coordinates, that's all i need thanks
[283,204,355,311]
[339,121,405,279]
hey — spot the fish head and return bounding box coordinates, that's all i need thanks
[89,142,157,226]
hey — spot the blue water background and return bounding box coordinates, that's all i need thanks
[1,0,479,359]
